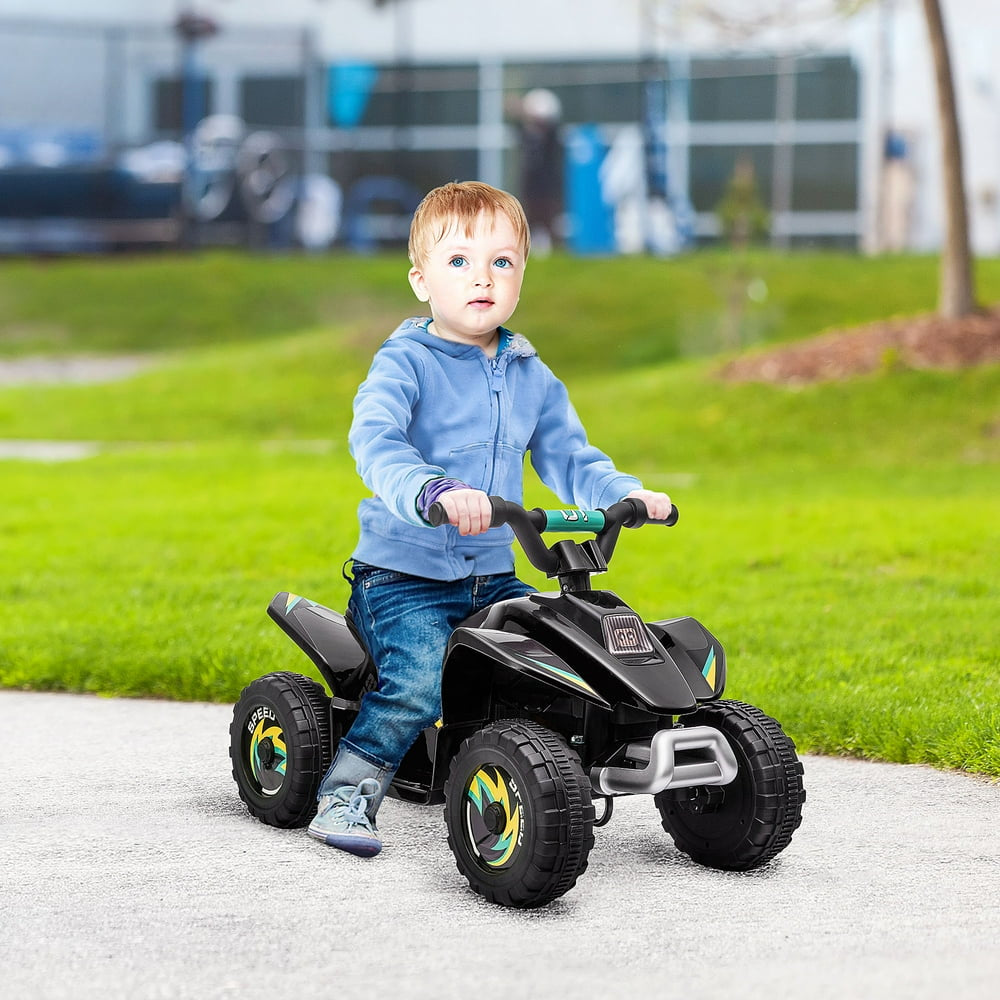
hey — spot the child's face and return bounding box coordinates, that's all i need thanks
[408,210,525,351]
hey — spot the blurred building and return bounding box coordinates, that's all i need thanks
[0,0,997,255]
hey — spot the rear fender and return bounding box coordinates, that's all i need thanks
[267,592,374,698]
[647,617,726,699]
[440,627,611,725]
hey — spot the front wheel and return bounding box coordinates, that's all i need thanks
[229,671,335,828]
[444,720,595,909]
[656,700,805,871]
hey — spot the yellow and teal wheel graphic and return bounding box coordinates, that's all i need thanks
[248,712,287,796]
[463,765,522,869]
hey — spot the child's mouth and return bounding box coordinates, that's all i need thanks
[469,298,494,308]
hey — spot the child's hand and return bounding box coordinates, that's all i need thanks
[439,488,494,536]
[625,488,674,521]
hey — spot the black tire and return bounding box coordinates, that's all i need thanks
[655,700,805,871]
[444,719,595,909]
[229,671,336,828]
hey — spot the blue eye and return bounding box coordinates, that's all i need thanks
[449,256,467,267]
[494,257,511,268]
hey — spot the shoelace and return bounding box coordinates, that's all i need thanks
[341,777,382,827]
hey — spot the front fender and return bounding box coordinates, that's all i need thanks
[647,617,726,699]
[440,627,611,725]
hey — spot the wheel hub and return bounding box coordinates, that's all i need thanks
[257,736,276,769]
[483,801,507,835]
[681,785,725,814]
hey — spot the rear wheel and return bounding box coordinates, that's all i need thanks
[656,700,805,870]
[229,671,336,828]
[444,719,595,909]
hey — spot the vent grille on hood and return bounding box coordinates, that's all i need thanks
[601,613,654,657]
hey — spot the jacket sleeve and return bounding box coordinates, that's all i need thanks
[349,346,445,526]
[526,365,642,509]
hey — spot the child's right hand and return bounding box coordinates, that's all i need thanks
[438,488,494,536]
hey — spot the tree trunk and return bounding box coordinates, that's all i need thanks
[921,0,976,317]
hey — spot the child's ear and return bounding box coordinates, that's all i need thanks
[408,266,429,302]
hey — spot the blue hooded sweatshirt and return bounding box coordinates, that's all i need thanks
[349,317,642,581]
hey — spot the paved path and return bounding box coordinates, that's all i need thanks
[3,689,998,999]
[0,355,151,386]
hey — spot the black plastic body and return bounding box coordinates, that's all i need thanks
[266,497,727,806]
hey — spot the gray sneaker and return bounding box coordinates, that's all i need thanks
[308,778,383,857]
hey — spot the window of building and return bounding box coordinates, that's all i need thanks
[795,56,859,120]
[153,77,214,133]
[362,64,480,127]
[791,143,857,210]
[240,76,305,128]
[689,57,778,122]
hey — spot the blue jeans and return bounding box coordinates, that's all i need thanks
[317,562,534,801]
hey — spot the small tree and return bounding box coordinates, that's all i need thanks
[715,154,770,248]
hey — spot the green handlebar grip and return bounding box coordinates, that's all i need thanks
[542,509,606,533]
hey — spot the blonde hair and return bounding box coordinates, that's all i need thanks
[408,181,530,266]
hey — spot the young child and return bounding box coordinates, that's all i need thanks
[309,181,672,856]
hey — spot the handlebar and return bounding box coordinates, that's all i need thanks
[426,496,678,531]
[427,496,678,577]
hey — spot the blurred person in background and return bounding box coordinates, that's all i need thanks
[514,88,564,255]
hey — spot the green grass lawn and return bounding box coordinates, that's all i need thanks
[1,250,998,777]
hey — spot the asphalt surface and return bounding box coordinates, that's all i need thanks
[4,689,999,1000]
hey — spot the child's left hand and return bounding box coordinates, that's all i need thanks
[625,489,674,521]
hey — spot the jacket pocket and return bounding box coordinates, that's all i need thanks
[448,440,522,496]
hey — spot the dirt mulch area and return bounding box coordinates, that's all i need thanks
[718,306,1000,385]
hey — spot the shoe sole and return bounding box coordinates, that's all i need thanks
[307,826,382,857]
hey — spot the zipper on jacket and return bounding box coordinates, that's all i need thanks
[486,353,506,495]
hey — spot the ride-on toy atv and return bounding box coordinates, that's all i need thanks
[230,497,805,908]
